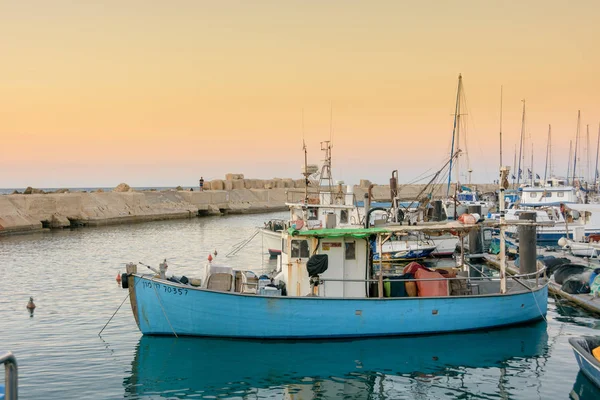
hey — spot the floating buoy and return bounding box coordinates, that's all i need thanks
[27,297,36,310]
[208,254,213,262]
[116,271,122,283]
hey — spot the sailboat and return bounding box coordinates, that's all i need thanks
[444,74,495,219]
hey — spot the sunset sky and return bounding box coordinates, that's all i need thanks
[1,1,599,188]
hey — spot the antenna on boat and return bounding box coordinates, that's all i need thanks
[302,109,309,204]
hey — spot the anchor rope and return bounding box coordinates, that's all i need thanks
[98,275,141,337]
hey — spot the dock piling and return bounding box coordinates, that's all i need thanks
[518,211,537,274]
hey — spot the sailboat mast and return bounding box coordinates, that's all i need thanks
[516,100,526,187]
[587,124,591,183]
[573,110,580,185]
[595,123,600,193]
[499,85,503,168]
[446,74,462,196]
[512,145,517,189]
[567,140,573,185]
[543,125,551,184]
[530,143,534,186]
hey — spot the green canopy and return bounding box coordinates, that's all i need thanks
[287,227,388,239]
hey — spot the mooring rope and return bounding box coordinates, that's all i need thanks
[98,275,141,337]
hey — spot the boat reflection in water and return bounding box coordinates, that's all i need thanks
[124,321,549,399]
[570,371,600,400]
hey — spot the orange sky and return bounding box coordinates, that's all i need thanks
[1,1,599,188]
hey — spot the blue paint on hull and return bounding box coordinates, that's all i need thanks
[132,276,548,339]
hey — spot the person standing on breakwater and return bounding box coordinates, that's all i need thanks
[199,177,204,191]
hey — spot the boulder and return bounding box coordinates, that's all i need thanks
[175,186,184,191]
[23,186,45,194]
[95,188,104,193]
[113,183,131,192]
[210,180,224,190]
[282,179,295,188]
[359,179,372,188]
[225,173,244,181]
[50,214,70,228]
[54,188,70,194]
[11,190,20,194]
[224,180,233,191]
[232,179,245,190]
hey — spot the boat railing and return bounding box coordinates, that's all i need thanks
[1,351,17,400]
[316,267,547,297]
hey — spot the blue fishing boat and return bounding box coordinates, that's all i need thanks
[569,336,600,388]
[122,219,548,338]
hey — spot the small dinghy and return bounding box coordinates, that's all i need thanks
[569,336,600,388]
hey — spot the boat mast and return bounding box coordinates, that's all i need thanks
[499,166,510,294]
[499,85,503,169]
[567,140,573,185]
[530,143,534,186]
[573,110,580,185]
[587,124,591,184]
[512,145,517,189]
[302,109,309,204]
[595,123,600,193]
[543,125,551,184]
[516,100,526,187]
[447,74,463,196]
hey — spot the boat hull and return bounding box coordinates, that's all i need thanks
[569,337,600,388]
[259,228,282,257]
[131,275,548,339]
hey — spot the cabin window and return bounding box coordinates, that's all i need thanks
[291,240,310,258]
[557,192,565,197]
[529,193,538,198]
[308,208,318,220]
[345,242,356,260]
[545,192,552,197]
[282,239,287,254]
[340,209,349,224]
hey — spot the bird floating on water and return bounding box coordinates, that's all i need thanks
[27,297,36,310]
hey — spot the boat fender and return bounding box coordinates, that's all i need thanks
[121,273,129,289]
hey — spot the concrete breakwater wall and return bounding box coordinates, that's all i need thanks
[0,178,498,235]
[0,188,292,235]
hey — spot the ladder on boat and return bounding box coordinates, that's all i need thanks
[1,351,17,400]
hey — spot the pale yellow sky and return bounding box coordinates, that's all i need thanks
[1,1,599,187]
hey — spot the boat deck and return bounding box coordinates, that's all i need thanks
[484,248,600,316]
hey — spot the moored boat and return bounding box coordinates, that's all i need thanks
[569,336,600,388]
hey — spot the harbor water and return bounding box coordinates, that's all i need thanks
[1,211,600,399]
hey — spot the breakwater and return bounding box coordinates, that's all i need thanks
[0,178,497,235]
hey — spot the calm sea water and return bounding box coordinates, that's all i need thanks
[1,211,600,399]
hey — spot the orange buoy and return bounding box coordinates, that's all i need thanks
[208,254,213,262]
[27,297,36,310]
[116,272,122,283]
